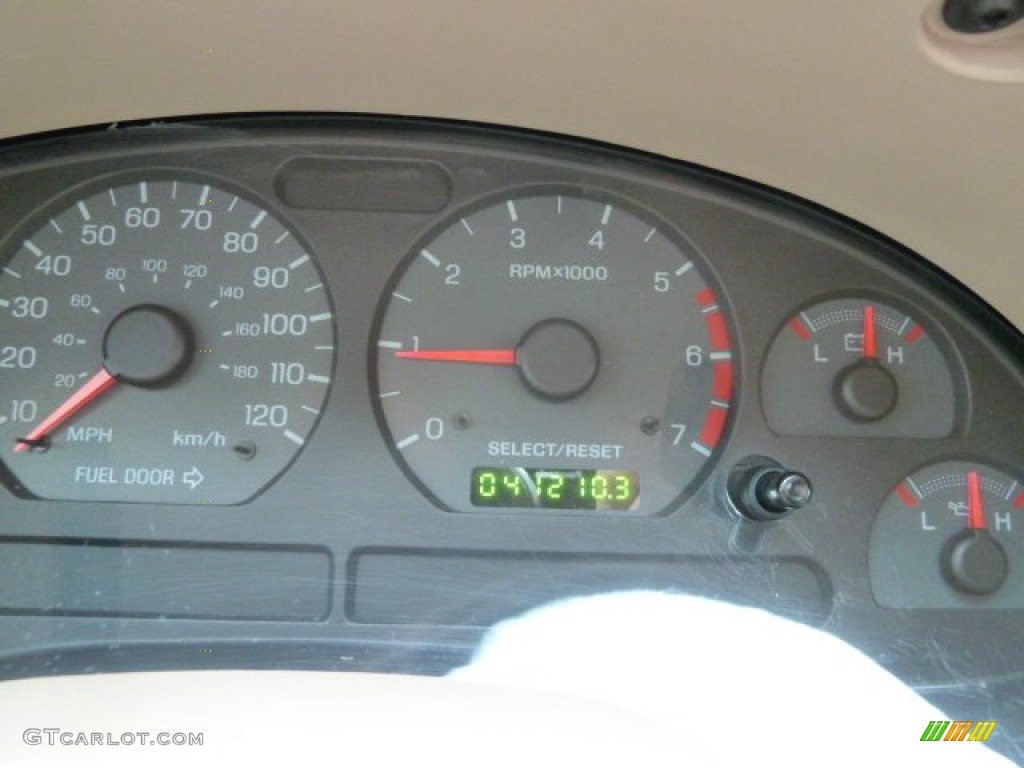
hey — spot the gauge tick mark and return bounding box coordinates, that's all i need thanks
[396,434,420,450]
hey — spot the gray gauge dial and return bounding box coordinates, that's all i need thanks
[761,298,957,437]
[870,461,1022,608]
[373,193,735,515]
[0,178,335,504]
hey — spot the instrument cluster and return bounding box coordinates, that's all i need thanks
[0,116,1022,757]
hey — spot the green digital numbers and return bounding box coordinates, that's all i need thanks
[471,467,639,510]
[476,470,499,499]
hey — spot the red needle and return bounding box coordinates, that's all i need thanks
[967,470,986,530]
[863,306,878,359]
[395,348,518,365]
[13,368,119,453]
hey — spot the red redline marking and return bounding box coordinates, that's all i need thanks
[712,361,734,402]
[697,406,728,449]
[905,325,924,344]
[895,483,919,508]
[788,317,812,340]
[1014,492,1024,509]
[706,312,730,350]
[696,287,715,307]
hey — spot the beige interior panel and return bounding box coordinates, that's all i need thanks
[0,671,685,766]
[1,1,1022,329]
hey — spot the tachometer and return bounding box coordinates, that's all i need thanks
[372,192,734,515]
[0,177,335,504]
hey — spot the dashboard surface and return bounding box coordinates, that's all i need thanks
[1,117,1023,761]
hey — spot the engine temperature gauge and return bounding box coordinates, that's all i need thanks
[869,460,1022,609]
[761,297,958,437]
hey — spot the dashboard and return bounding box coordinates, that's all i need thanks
[2,1,1024,764]
[1,117,1023,761]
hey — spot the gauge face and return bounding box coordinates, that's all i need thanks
[373,192,734,515]
[0,178,335,504]
[761,298,957,437]
[870,461,1022,608]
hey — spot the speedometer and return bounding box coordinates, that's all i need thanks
[0,177,335,504]
[372,192,735,515]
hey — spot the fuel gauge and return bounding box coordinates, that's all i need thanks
[869,460,1022,609]
[761,297,958,437]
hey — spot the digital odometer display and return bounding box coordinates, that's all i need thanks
[471,467,639,510]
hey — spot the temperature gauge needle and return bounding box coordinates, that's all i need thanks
[967,470,987,530]
[862,306,878,359]
[395,348,518,366]
[13,368,119,453]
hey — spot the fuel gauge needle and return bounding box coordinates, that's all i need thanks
[967,470,987,530]
[862,306,878,359]
[395,348,518,366]
[13,368,119,453]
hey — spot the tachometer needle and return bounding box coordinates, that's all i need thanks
[395,348,518,366]
[967,470,986,530]
[13,367,119,453]
[862,305,878,359]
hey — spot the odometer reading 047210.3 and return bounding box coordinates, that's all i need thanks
[374,192,735,515]
[0,178,336,504]
[472,467,639,510]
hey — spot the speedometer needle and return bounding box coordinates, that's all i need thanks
[395,348,518,365]
[967,470,987,530]
[13,368,119,453]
